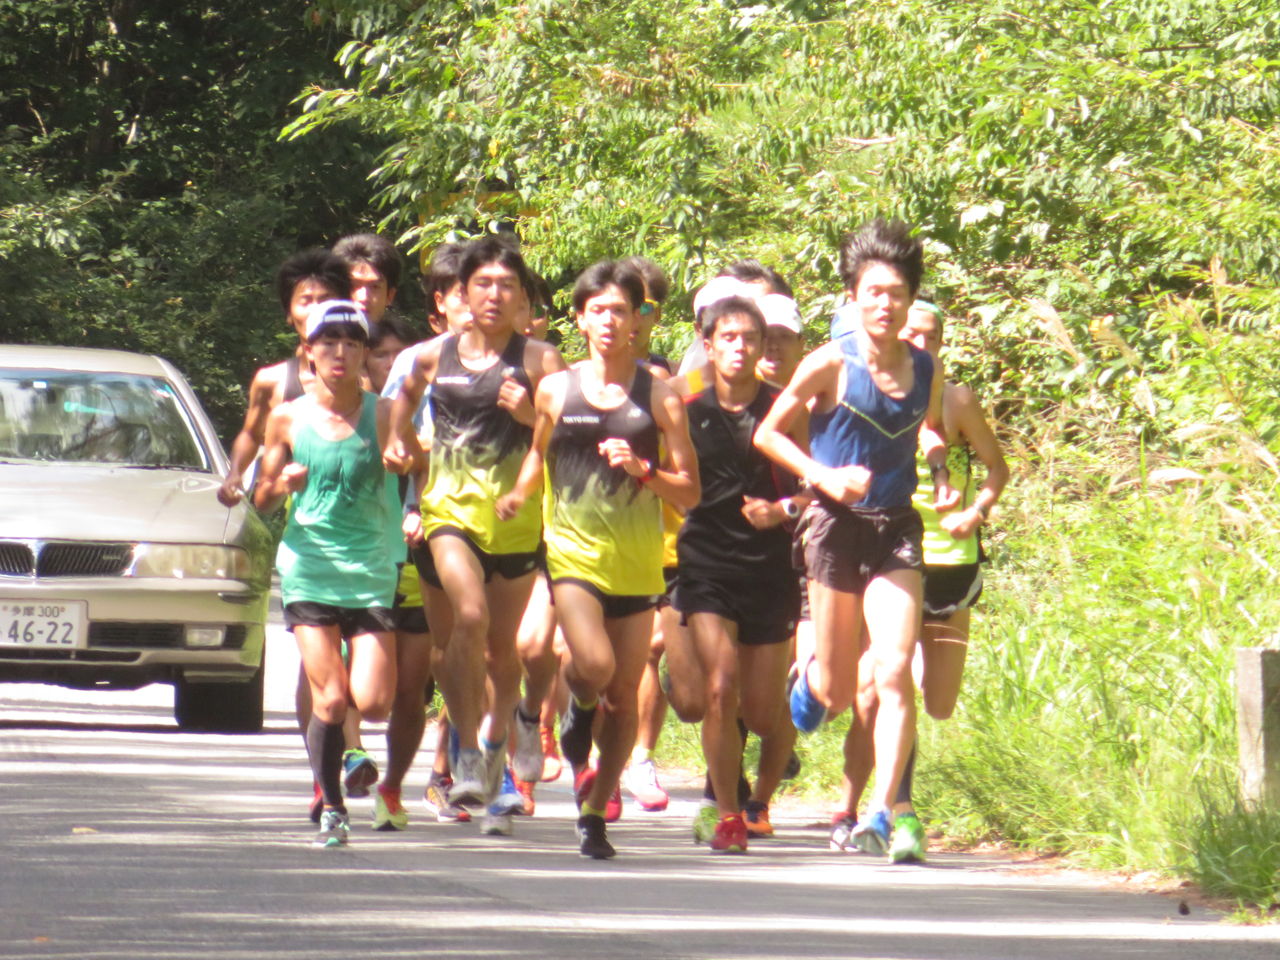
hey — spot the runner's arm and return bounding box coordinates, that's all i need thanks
[920,353,959,511]
[641,378,700,512]
[941,383,1009,539]
[754,346,869,505]
[218,368,278,506]
[385,342,437,474]
[252,404,302,514]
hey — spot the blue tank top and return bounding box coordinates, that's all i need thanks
[808,335,934,510]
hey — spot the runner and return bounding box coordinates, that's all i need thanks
[326,235,406,800]
[217,249,351,506]
[754,218,957,858]
[496,259,699,858]
[665,295,805,853]
[253,300,397,848]
[385,237,565,837]
[830,301,1009,861]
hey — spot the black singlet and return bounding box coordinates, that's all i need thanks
[676,382,794,576]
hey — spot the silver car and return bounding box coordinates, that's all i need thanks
[0,345,272,731]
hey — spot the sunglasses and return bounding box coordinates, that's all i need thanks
[639,298,659,317]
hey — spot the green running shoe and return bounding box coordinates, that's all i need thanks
[314,808,350,848]
[692,799,719,845]
[889,811,927,863]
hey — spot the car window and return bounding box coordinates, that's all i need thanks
[0,370,209,469]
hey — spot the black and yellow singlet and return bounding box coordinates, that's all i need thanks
[544,365,665,596]
[421,332,541,553]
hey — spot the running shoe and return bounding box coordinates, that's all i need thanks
[449,748,486,808]
[482,806,514,836]
[492,764,525,817]
[314,808,350,848]
[744,800,773,838]
[515,777,536,816]
[559,698,597,769]
[342,748,379,798]
[539,723,563,782]
[709,813,748,854]
[829,812,857,852]
[309,782,324,824]
[850,807,892,856]
[624,757,669,812]
[788,662,826,733]
[889,811,927,864]
[372,786,409,831]
[572,765,622,821]
[692,799,719,845]
[511,706,544,783]
[424,775,471,823]
[576,813,615,859]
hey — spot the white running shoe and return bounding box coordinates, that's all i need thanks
[314,809,350,848]
[448,748,486,808]
[625,757,670,812]
[511,707,545,783]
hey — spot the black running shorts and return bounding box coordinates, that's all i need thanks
[795,501,923,595]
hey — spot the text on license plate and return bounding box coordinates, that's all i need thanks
[0,601,88,648]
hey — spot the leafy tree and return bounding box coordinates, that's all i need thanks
[0,1,386,435]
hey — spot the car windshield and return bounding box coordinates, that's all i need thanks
[0,369,208,469]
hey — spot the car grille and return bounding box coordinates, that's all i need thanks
[88,623,184,648]
[0,541,34,576]
[39,543,134,577]
[0,540,134,578]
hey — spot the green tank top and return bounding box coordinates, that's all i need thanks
[912,443,978,566]
[277,393,396,608]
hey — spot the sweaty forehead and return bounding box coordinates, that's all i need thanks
[855,261,909,292]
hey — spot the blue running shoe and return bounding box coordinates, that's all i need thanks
[851,808,892,856]
[789,663,826,733]
[492,764,525,817]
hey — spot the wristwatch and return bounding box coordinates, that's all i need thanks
[782,498,802,520]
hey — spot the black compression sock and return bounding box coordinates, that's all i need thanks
[894,744,916,807]
[307,715,346,813]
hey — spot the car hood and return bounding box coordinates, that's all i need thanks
[0,462,234,544]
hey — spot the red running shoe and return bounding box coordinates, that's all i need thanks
[709,813,749,854]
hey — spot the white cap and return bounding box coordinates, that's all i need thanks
[691,276,758,320]
[305,299,370,341]
[758,293,802,334]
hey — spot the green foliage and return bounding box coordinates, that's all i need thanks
[0,2,384,436]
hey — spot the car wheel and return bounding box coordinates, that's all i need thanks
[174,660,264,733]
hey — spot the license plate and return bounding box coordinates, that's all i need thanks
[0,600,88,649]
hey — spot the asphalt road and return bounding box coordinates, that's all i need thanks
[2,608,1278,960]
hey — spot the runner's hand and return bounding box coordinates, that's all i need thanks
[940,506,982,539]
[813,465,870,505]
[383,439,425,475]
[741,496,784,530]
[495,491,525,521]
[217,474,244,507]
[281,462,308,493]
[933,480,961,512]
[497,376,535,426]
[402,511,424,545]
[598,438,650,477]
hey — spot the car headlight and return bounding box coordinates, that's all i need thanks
[130,544,252,580]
